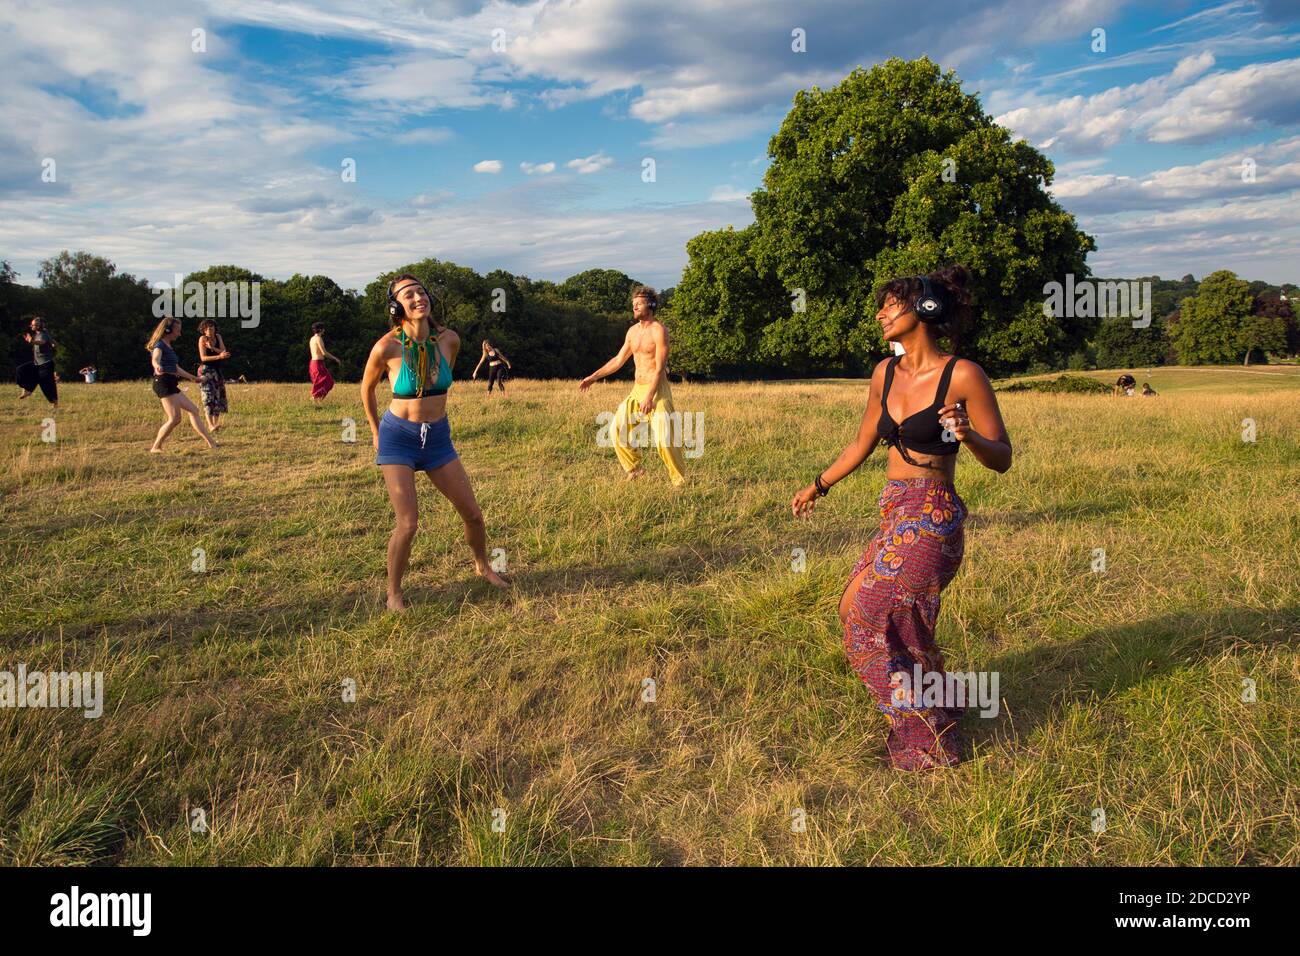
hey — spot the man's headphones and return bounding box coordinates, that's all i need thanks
[913,275,944,323]
[634,289,658,312]
[387,277,441,321]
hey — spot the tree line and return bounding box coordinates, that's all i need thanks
[0,253,663,384]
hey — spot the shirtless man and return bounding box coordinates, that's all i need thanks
[578,285,686,486]
[309,323,341,405]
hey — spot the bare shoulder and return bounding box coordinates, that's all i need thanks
[950,357,993,394]
[437,327,460,349]
[371,331,399,359]
[868,355,893,390]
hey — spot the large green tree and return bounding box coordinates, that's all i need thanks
[1173,270,1286,365]
[1092,315,1169,369]
[557,268,640,315]
[673,57,1096,376]
[664,225,786,376]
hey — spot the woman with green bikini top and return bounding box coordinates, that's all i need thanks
[360,273,511,613]
[391,326,453,398]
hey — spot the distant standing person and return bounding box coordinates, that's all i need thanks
[79,366,97,383]
[578,285,687,486]
[17,316,59,407]
[147,317,218,453]
[196,319,231,432]
[791,266,1012,771]
[309,323,341,406]
[472,339,512,394]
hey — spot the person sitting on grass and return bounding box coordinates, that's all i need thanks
[1113,373,1136,397]
[1141,382,1157,397]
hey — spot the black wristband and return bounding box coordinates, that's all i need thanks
[814,474,830,497]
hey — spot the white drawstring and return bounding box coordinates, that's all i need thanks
[420,422,429,448]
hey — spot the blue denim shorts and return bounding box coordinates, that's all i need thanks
[375,410,458,471]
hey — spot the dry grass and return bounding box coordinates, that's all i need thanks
[1,366,1297,865]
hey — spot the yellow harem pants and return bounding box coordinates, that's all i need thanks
[612,380,687,486]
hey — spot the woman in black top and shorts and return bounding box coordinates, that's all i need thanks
[472,339,512,394]
[147,317,218,453]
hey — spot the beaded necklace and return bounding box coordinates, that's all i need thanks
[398,328,436,398]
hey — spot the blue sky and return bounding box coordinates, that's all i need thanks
[2,0,1298,292]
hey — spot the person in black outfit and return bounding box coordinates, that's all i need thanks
[17,316,59,407]
[472,339,513,394]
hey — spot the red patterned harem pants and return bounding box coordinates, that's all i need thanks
[841,477,967,771]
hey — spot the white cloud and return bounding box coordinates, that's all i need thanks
[1147,58,1300,143]
[708,185,750,203]
[392,127,457,145]
[520,161,556,175]
[332,53,497,112]
[994,54,1300,153]
[1054,136,1300,213]
[566,152,613,174]
[473,159,503,173]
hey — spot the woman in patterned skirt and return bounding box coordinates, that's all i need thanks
[791,265,1012,771]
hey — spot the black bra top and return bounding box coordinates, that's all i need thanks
[877,355,961,457]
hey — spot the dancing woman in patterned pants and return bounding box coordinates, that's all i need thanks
[792,266,1012,771]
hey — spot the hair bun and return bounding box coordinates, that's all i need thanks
[932,263,970,295]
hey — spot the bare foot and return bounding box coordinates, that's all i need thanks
[476,567,512,590]
[624,467,646,481]
[149,446,164,453]
[18,391,30,399]
[386,592,406,612]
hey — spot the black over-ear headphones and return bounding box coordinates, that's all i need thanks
[913,275,944,323]
[388,277,441,322]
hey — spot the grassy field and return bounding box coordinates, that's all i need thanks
[1,365,1297,865]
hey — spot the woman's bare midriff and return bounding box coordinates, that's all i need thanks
[387,394,447,423]
[884,445,958,481]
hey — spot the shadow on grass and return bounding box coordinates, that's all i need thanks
[964,603,1300,749]
[964,499,1129,531]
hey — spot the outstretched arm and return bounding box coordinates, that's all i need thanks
[579,331,632,390]
[791,361,887,517]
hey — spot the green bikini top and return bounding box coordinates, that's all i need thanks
[393,329,452,398]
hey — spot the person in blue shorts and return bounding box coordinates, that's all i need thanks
[360,274,512,612]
